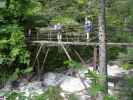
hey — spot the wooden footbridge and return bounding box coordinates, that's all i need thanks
[27,25,133,46]
[27,25,100,71]
[29,25,97,46]
[26,25,133,73]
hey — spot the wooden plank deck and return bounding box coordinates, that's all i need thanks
[31,40,133,46]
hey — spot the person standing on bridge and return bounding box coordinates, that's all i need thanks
[84,17,92,42]
[53,23,62,42]
[28,28,32,41]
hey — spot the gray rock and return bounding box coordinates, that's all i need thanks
[60,77,91,93]
[42,72,70,87]
[19,81,44,97]
[107,65,127,77]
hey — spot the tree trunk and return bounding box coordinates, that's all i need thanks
[98,0,108,99]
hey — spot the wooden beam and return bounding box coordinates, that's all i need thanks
[40,48,50,72]
[32,41,98,46]
[106,43,133,46]
[32,44,43,68]
[93,47,98,70]
[32,41,133,46]
[61,44,72,61]
[73,49,86,64]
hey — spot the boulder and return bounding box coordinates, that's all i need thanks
[42,72,70,87]
[60,77,91,93]
[107,65,127,77]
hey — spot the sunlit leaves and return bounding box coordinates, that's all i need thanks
[0,39,8,49]
[0,24,29,65]
[0,0,6,8]
[86,70,103,80]
[119,48,133,69]
[51,16,79,25]
[86,70,106,96]
[33,86,63,100]
[75,0,87,5]
[19,49,30,64]
[10,48,20,59]
[89,83,104,96]
[25,0,42,16]
[64,60,81,70]
[10,32,24,46]
[104,95,116,100]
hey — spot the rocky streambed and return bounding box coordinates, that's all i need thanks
[0,65,132,100]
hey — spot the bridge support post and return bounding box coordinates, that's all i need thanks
[86,32,90,42]
[57,33,62,42]
[93,47,98,71]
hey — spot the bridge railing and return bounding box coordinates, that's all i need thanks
[25,25,98,42]
[26,31,97,42]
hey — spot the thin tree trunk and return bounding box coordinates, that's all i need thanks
[98,0,108,99]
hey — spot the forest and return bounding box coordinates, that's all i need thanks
[0,0,133,100]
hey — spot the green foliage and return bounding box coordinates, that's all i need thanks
[117,76,133,100]
[0,0,6,8]
[90,83,104,96]
[9,68,20,81]
[118,48,133,69]
[64,60,81,70]
[9,67,33,81]
[51,16,80,25]
[5,91,27,100]
[106,0,133,60]
[0,0,40,85]
[0,0,133,99]
[86,70,103,81]
[0,72,9,88]
[104,95,117,100]
[0,87,63,100]
[34,0,133,65]
[33,86,63,100]
[38,0,96,27]
[0,25,30,86]
[86,70,105,96]
[68,94,78,100]
[0,24,29,65]
[25,0,42,16]
[65,60,115,98]
[0,91,28,100]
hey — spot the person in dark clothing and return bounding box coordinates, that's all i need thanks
[84,17,92,41]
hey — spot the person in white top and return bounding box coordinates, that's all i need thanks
[54,23,62,42]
